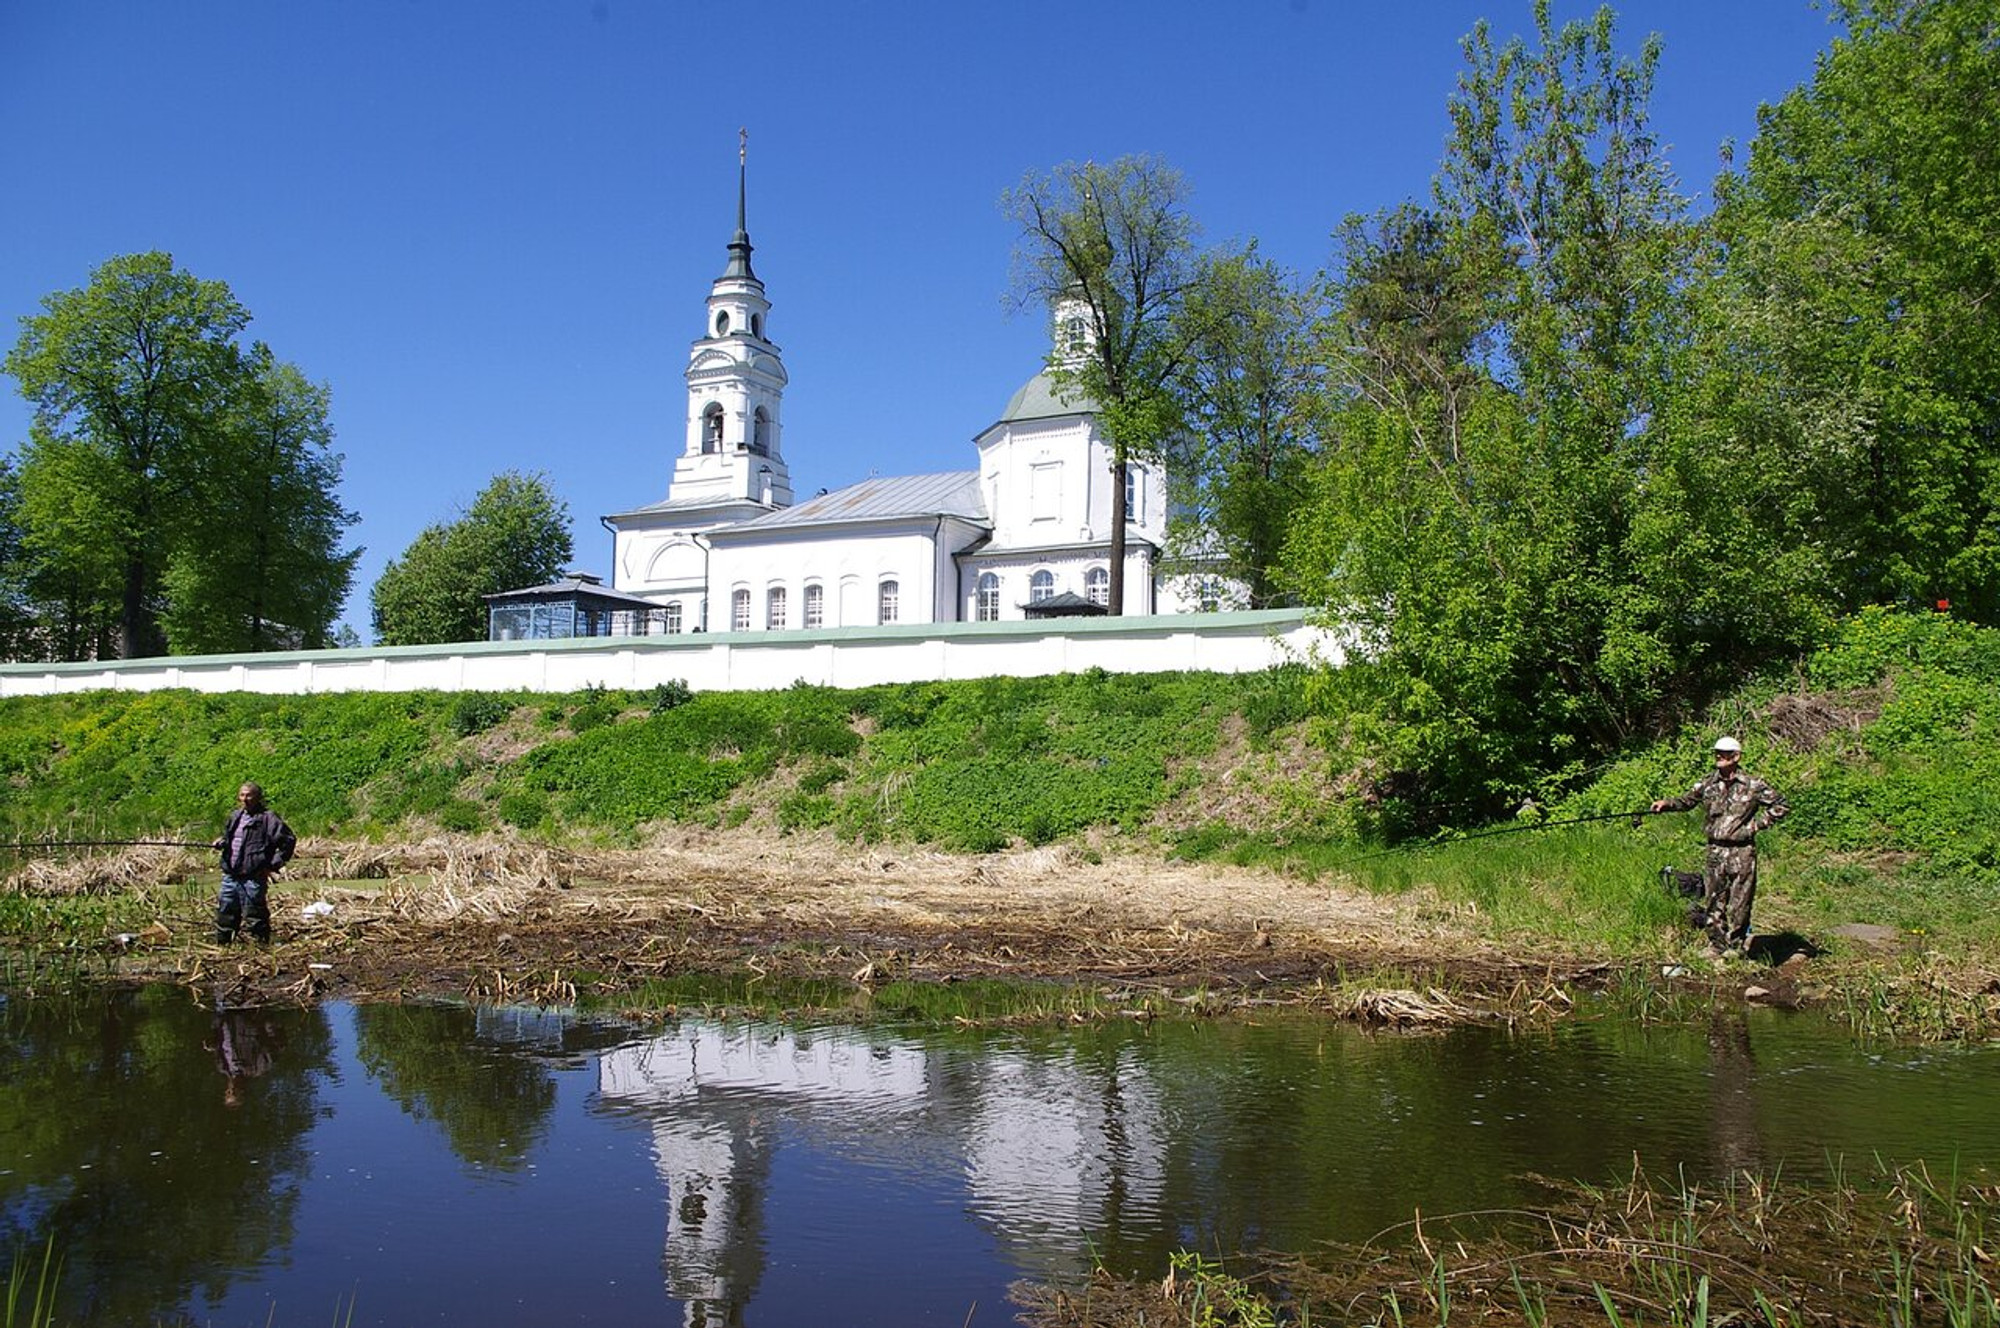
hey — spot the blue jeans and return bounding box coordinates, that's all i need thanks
[216,872,271,943]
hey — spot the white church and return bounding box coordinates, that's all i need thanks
[490,155,1221,642]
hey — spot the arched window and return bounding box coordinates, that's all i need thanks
[1124,466,1142,522]
[803,583,825,629]
[731,588,751,632]
[975,572,1000,622]
[1085,567,1109,607]
[714,310,730,336]
[702,403,724,454]
[1030,570,1055,603]
[751,313,763,338]
[877,579,900,625]
[766,586,787,630]
[752,407,770,456]
[664,602,683,635]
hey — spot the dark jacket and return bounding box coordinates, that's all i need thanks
[219,809,296,879]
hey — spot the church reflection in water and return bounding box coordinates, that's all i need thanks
[595,1020,1167,1326]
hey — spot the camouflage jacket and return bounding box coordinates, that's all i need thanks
[1660,771,1789,846]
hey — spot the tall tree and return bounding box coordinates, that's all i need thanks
[160,345,361,653]
[1281,2,1814,818]
[1165,245,1321,607]
[1706,0,2000,619]
[4,252,249,656]
[371,471,573,645]
[1004,156,1200,614]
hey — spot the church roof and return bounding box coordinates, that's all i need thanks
[604,492,770,523]
[715,471,987,535]
[994,369,1094,427]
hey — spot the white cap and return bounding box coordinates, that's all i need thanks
[1713,735,1742,753]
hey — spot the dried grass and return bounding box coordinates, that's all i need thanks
[1346,986,1483,1026]
[1765,688,1885,752]
[3,845,205,896]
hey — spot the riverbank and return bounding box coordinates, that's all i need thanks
[5,828,1994,1039]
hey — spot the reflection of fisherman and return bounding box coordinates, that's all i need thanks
[206,1008,280,1108]
[1705,1013,1762,1178]
[1651,737,1788,957]
[210,782,296,944]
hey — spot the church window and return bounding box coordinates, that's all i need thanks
[752,407,770,456]
[715,311,730,336]
[731,588,751,632]
[702,404,724,454]
[751,313,763,338]
[767,585,787,630]
[975,573,1000,622]
[1030,570,1055,603]
[1031,462,1061,521]
[878,579,900,625]
[664,602,683,635]
[1085,567,1109,607]
[803,583,824,629]
[1198,577,1222,613]
[1124,466,1143,522]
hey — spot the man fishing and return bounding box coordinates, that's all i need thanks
[210,782,296,944]
[1651,737,1788,959]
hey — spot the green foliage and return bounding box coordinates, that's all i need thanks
[776,790,836,834]
[515,693,779,825]
[1709,0,2000,620]
[1282,5,1832,819]
[447,692,517,737]
[156,346,359,653]
[369,471,573,646]
[1003,154,1199,614]
[646,678,694,713]
[496,789,549,831]
[565,684,619,734]
[1165,246,1321,607]
[1572,610,2000,941]
[3,252,358,660]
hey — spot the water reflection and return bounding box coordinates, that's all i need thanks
[353,1003,559,1170]
[5,993,2000,1327]
[0,989,333,1325]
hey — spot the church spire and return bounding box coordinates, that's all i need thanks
[720,128,757,283]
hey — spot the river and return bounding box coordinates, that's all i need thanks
[3,987,1996,1326]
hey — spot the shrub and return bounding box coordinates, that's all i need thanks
[777,791,836,833]
[436,798,487,832]
[448,693,515,737]
[648,679,695,714]
[497,790,549,830]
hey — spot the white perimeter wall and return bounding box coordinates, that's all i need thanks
[0,610,1335,697]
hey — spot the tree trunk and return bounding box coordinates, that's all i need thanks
[119,555,154,658]
[1108,455,1128,616]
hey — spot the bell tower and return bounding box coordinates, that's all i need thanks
[667,130,794,509]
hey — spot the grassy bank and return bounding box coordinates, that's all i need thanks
[3,610,2000,1020]
[0,667,1309,852]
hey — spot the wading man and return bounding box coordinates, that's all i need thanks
[1651,738,1788,958]
[211,782,296,944]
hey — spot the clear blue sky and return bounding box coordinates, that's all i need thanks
[1,1,1837,641]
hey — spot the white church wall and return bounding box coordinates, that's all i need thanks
[708,520,984,631]
[0,611,1333,698]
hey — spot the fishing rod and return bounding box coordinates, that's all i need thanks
[0,838,330,858]
[1334,805,1669,867]
[0,837,217,853]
